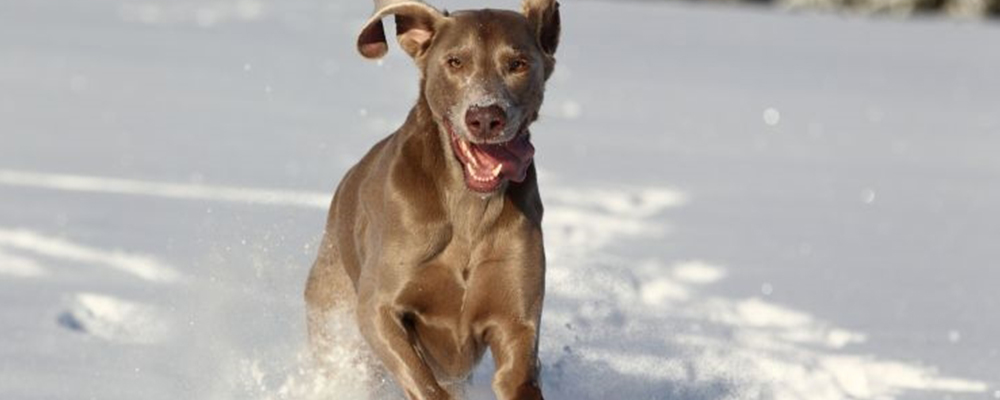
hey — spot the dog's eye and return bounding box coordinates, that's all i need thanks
[447,57,463,69]
[508,59,529,73]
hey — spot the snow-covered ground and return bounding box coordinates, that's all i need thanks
[2,0,999,399]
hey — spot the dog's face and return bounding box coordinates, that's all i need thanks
[357,0,560,194]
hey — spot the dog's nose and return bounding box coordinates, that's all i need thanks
[465,105,506,140]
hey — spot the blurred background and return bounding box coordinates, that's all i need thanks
[1,0,998,399]
[644,0,1000,18]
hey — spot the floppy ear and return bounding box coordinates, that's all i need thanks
[522,0,560,56]
[357,0,445,60]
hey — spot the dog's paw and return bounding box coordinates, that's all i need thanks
[513,382,544,400]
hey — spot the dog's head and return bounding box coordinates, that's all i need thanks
[357,0,560,194]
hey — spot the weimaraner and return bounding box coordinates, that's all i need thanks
[305,1,560,399]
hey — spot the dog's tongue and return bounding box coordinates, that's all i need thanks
[472,136,535,182]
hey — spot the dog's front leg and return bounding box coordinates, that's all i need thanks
[488,322,544,400]
[357,299,450,400]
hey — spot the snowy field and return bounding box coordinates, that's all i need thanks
[2,0,999,399]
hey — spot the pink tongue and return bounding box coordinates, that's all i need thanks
[471,137,535,182]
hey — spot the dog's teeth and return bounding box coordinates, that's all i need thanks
[460,142,477,166]
[492,164,502,177]
[465,162,498,183]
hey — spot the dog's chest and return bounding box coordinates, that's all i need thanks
[396,240,498,378]
[398,236,490,325]
[391,195,532,374]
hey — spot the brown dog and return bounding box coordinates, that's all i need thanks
[304,1,560,399]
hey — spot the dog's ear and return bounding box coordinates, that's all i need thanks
[522,0,560,56]
[357,0,445,60]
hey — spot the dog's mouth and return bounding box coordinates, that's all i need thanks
[446,124,535,194]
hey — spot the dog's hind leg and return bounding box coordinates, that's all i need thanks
[304,234,357,366]
[306,239,393,399]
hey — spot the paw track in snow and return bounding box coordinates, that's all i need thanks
[59,293,170,345]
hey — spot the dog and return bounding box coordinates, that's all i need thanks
[304,0,560,399]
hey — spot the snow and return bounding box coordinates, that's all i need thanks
[2,0,1000,399]
[0,227,183,283]
[59,293,173,345]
